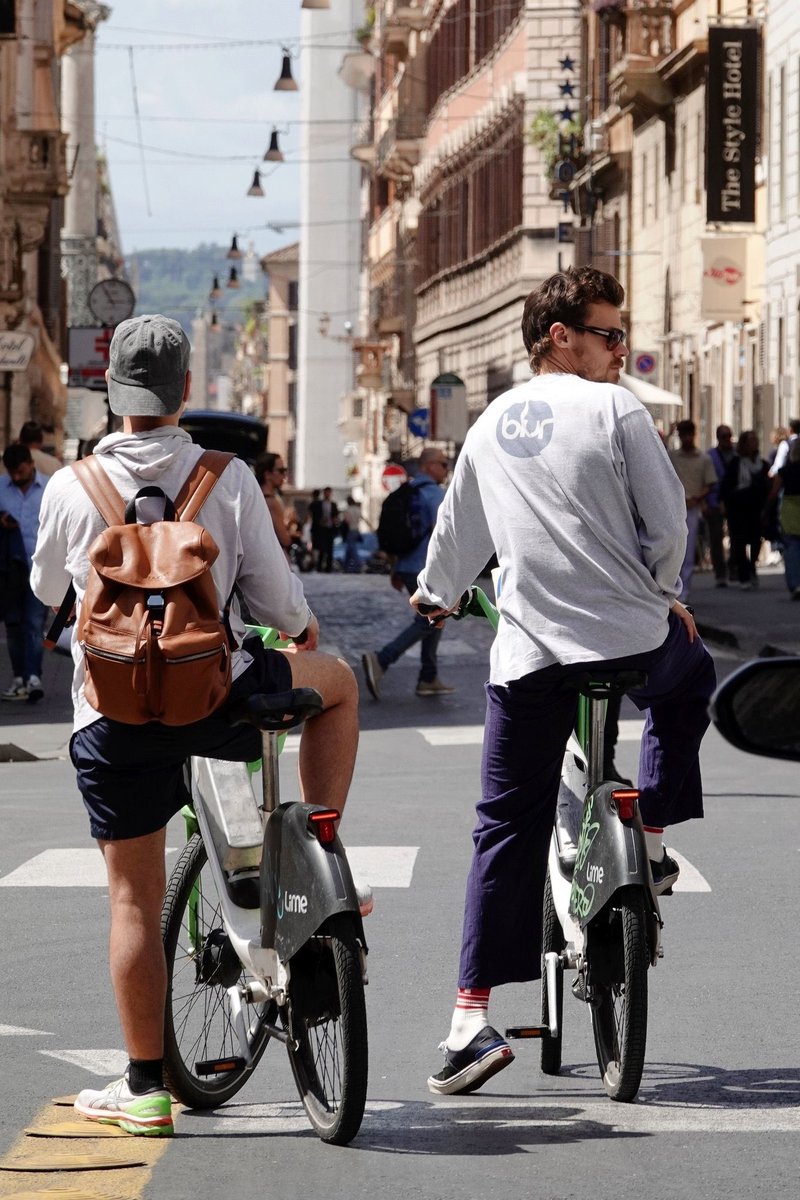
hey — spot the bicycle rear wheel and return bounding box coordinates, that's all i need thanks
[285,914,368,1145]
[162,834,273,1108]
[589,887,649,1102]
[540,871,565,1075]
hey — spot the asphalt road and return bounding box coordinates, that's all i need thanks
[1,573,798,1199]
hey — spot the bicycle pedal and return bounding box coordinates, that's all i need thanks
[195,1056,247,1076]
[505,1025,549,1040]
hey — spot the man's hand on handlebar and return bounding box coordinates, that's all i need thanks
[280,613,320,651]
[409,589,458,627]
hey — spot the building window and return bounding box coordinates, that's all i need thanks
[417,117,524,289]
[779,64,786,221]
[288,280,299,312]
[426,0,523,115]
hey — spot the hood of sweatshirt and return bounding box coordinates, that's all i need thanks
[92,427,195,483]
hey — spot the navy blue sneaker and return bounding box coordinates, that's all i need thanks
[427,1025,514,1095]
[650,849,680,896]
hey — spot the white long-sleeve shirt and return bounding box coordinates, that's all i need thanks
[417,373,687,685]
[32,427,310,731]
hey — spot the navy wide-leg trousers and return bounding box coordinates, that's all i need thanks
[458,612,716,988]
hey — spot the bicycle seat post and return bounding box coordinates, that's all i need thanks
[586,695,606,790]
[260,730,281,814]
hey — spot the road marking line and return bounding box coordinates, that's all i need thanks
[418,725,483,746]
[670,849,711,893]
[345,846,418,887]
[39,1049,129,1076]
[0,1024,53,1037]
[617,718,645,741]
[2,846,417,889]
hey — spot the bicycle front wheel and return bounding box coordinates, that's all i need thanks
[285,915,368,1145]
[162,834,274,1108]
[589,887,649,1102]
[540,871,565,1076]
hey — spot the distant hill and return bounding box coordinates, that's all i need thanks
[125,244,268,334]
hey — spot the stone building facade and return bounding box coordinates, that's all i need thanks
[0,1,101,451]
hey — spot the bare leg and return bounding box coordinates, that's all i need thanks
[99,828,167,1060]
[277,649,358,815]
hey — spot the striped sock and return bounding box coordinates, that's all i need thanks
[643,825,665,861]
[447,987,491,1051]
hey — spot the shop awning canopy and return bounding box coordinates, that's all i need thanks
[620,371,683,408]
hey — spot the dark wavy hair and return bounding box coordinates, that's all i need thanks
[521,266,625,373]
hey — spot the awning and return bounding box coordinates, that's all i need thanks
[620,371,683,408]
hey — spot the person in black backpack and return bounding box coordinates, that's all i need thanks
[362,447,453,698]
[31,314,363,1137]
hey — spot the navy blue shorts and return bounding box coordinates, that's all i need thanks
[69,644,292,841]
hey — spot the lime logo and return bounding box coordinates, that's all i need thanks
[496,400,555,458]
[277,886,308,917]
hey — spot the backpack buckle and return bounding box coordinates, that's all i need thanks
[147,592,166,627]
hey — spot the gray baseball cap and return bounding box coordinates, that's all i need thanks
[107,314,190,416]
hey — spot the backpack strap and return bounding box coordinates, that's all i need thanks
[71,455,126,527]
[174,450,234,523]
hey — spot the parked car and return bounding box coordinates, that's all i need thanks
[332,531,390,574]
[179,410,267,466]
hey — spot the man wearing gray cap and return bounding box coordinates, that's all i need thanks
[31,314,360,1137]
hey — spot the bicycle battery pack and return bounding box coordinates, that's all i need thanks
[190,757,264,872]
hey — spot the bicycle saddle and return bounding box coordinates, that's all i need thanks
[227,687,324,731]
[560,669,648,699]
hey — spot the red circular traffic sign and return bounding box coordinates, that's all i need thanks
[381,463,407,493]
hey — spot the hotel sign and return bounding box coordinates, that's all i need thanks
[706,26,758,224]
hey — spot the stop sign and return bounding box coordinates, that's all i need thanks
[381,463,407,493]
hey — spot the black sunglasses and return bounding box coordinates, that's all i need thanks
[571,323,628,351]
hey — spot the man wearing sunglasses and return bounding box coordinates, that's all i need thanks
[412,267,716,1096]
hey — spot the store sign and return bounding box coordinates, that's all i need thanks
[430,373,467,443]
[67,326,113,390]
[0,330,35,371]
[701,237,747,321]
[706,25,758,224]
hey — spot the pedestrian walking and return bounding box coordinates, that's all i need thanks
[721,430,770,589]
[705,424,736,586]
[342,494,362,574]
[362,447,454,698]
[310,486,338,573]
[410,266,715,1096]
[667,419,717,600]
[0,444,48,702]
[769,437,800,599]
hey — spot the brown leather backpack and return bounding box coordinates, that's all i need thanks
[72,451,235,726]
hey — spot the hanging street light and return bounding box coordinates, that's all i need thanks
[209,275,222,300]
[274,48,298,91]
[226,235,241,260]
[301,1,331,9]
[247,168,265,196]
[264,128,284,163]
[227,267,240,289]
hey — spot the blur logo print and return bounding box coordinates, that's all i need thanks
[496,400,554,458]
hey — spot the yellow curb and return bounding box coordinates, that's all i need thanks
[0,1097,175,1198]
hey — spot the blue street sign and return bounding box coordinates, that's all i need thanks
[408,407,430,438]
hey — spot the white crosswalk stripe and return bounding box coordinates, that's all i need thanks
[0,846,419,889]
[0,1024,53,1037]
[40,1048,129,1076]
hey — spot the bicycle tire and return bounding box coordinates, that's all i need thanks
[285,914,368,1145]
[589,886,649,1102]
[161,834,273,1108]
[540,871,565,1075]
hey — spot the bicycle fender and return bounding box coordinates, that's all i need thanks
[568,782,650,929]
[259,801,365,962]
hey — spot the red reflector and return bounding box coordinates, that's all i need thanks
[308,808,340,845]
[611,789,639,820]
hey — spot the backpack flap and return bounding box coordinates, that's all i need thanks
[73,453,234,726]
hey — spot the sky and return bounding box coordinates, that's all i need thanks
[94,0,342,258]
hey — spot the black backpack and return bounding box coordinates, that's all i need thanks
[377,481,428,556]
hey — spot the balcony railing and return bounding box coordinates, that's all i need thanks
[607,3,675,113]
[376,116,424,181]
[5,131,69,203]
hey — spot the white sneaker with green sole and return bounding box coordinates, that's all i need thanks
[74,1073,174,1136]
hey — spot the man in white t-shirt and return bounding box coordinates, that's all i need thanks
[412,267,716,1096]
